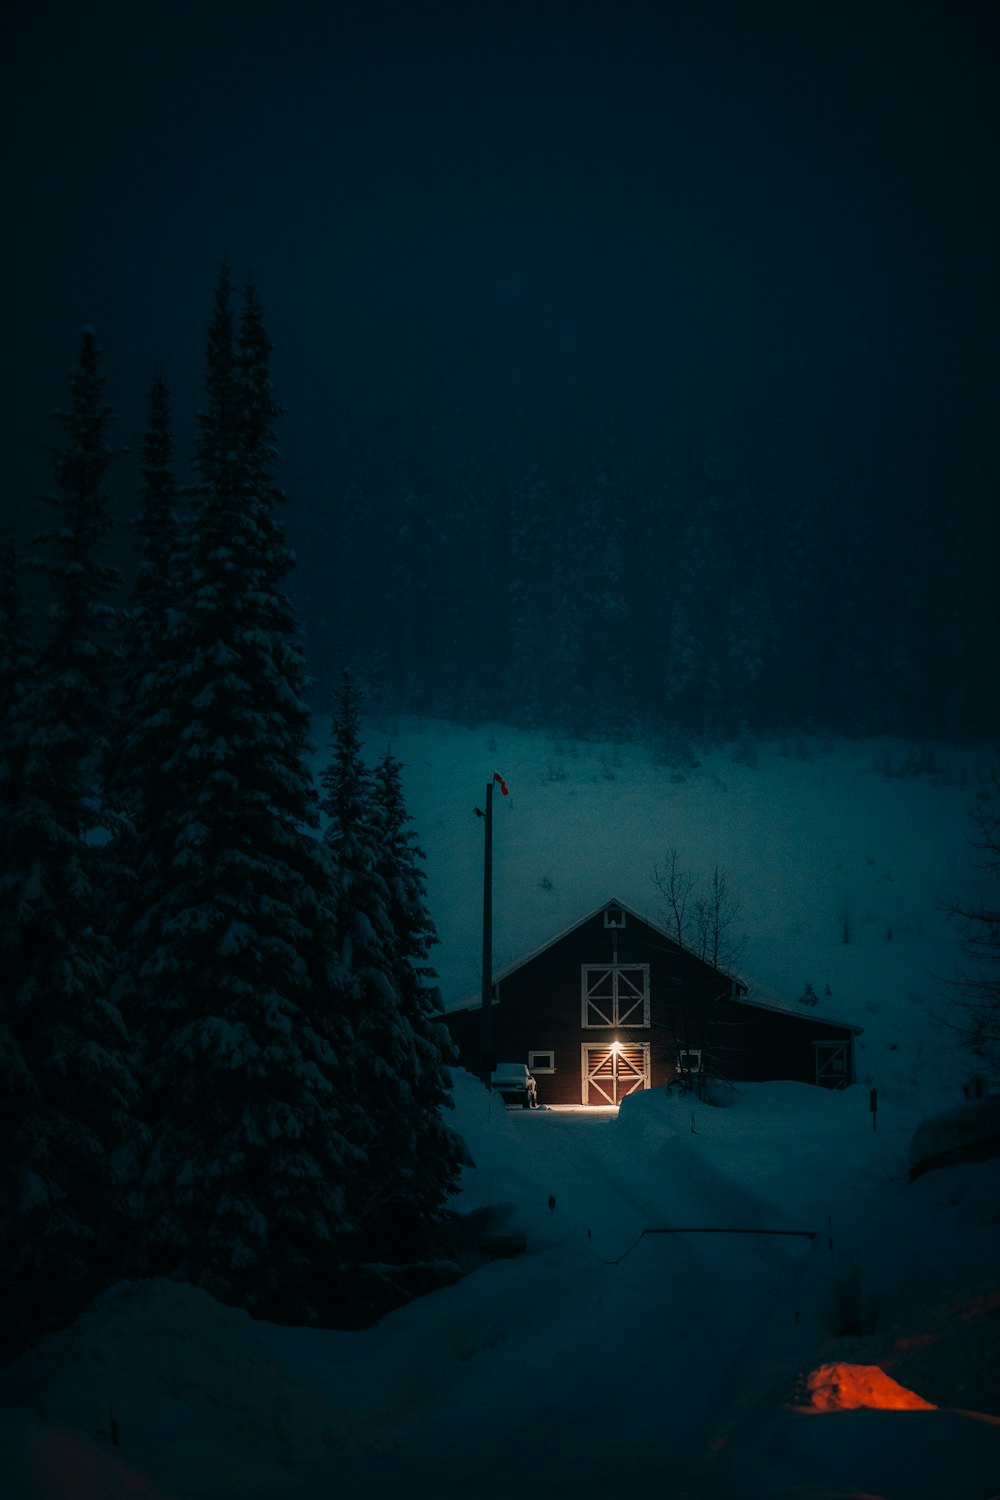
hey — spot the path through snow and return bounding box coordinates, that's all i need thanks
[2,1074,999,1498]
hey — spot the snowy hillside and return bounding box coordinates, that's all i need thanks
[2,724,998,1500]
[365,719,988,1099]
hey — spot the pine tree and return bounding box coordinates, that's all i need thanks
[372,744,472,1206]
[321,675,470,1260]
[132,371,181,628]
[31,327,125,835]
[119,269,358,1320]
[0,531,31,781]
[0,333,138,1362]
[107,370,183,859]
[320,673,403,1205]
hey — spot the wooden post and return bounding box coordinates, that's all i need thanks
[480,778,494,1085]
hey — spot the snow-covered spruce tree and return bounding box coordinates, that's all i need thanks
[120,267,359,1322]
[320,674,470,1267]
[131,370,181,627]
[28,329,125,834]
[0,531,31,769]
[117,366,183,741]
[0,532,33,858]
[104,370,186,959]
[372,744,471,1199]
[0,333,138,1364]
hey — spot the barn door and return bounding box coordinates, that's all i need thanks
[582,1043,650,1105]
[814,1041,849,1089]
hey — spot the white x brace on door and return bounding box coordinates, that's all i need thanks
[582,1043,651,1105]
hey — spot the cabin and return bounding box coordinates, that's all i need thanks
[445,897,862,1106]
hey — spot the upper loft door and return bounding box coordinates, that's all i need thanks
[581,965,650,1028]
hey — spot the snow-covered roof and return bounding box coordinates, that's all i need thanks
[727,988,863,1034]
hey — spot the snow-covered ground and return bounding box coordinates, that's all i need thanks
[2,723,998,1499]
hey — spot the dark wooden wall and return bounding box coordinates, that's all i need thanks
[445,906,858,1105]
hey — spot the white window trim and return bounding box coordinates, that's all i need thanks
[528,1049,555,1074]
[580,963,651,1028]
[604,904,626,928]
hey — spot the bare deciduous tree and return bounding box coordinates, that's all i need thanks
[835,892,856,945]
[650,846,697,946]
[693,864,746,971]
[651,851,746,972]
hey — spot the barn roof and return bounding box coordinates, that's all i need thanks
[446,895,741,1010]
[724,988,863,1034]
[446,894,863,1035]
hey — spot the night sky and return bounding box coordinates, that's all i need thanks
[5,0,999,713]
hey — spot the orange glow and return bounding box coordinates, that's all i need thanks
[796,1363,937,1413]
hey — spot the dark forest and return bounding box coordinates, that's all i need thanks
[6,1,998,749]
[285,365,995,743]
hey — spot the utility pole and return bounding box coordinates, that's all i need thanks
[476,772,508,1086]
[480,776,495,1085]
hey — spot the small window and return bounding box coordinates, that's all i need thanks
[528,1049,555,1073]
[604,904,626,929]
[678,1048,702,1073]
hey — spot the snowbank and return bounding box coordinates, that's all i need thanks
[909,1096,1000,1179]
[3,729,999,1499]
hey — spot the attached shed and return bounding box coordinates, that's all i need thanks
[445,897,862,1106]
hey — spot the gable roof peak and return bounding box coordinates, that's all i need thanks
[447,895,748,1012]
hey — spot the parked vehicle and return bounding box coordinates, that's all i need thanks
[490,1062,538,1109]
